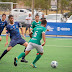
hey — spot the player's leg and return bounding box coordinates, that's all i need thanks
[14,42,33,66]
[30,44,43,68]
[0,36,2,41]
[25,24,28,35]
[21,41,28,63]
[0,39,17,60]
[17,38,28,63]
[0,46,12,60]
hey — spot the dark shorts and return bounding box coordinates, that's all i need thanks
[0,33,1,35]
[8,38,26,47]
[26,24,31,30]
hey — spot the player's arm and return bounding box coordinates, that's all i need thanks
[29,32,33,38]
[30,21,34,32]
[29,28,34,38]
[20,27,26,38]
[42,32,46,46]
[47,29,49,31]
[19,23,26,38]
[5,27,9,47]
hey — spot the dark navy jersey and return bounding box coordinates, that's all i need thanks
[6,22,22,39]
[0,19,7,35]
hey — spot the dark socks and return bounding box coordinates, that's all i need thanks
[0,50,8,59]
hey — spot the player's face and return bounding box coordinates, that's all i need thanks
[29,14,31,17]
[9,17,14,24]
[42,15,44,18]
[2,15,6,21]
[35,16,39,21]
[44,24,47,27]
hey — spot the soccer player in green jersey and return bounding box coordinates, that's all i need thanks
[14,20,47,68]
[30,14,41,29]
[21,14,41,62]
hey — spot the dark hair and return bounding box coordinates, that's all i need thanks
[8,15,13,19]
[41,20,47,25]
[35,13,39,17]
[2,14,6,17]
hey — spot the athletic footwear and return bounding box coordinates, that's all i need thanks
[0,57,1,60]
[14,57,18,66]
[30,63,37,68]
[21,59,28,63]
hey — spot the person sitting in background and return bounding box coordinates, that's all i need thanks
[25,14,32,35]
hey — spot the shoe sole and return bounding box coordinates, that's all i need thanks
[30,64,37,68]
[21,61,28,63]
[21,59,28,63]
[14,58,17,66]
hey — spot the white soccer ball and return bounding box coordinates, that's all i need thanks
[51,61,58,68]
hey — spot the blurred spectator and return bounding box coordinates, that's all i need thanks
[40,14,46,22]
[25,13,32,35]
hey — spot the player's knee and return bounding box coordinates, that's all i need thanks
[7,48,10,51]
[24,42,28,47]
[40,53,43,55]
[7,47,12,51]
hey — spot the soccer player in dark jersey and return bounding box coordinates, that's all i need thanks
[0,15,28,63]
[0,14,7,41]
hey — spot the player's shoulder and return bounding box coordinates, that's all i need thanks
[6,24,10,28]
[33,21,35,23]
[39,21,41,23]
[39,26,46,30]
[32,21,35,24]
[15,22,19,24]
[5,20,7,22]
[4,20,8,24]
[14,22,19,25]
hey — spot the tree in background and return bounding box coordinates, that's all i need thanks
[59,0,69,14]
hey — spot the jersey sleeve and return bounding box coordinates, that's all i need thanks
[42,27,47,33]
[18,22,22,28]
[30,21,34,29]
[31,28,34,33]
[6,26,9,35]
[5,21,8,26]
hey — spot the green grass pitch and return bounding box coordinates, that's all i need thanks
[0,36,72,72]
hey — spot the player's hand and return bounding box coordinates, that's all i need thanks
[5,41,8,47]
[47,29,49,31]
[42,42,45,46]
[23,35,26,39]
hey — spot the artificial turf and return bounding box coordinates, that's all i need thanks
[0,36,72,72]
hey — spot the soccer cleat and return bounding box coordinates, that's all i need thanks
[30,63,37,68]
[0,57,1,60]
[14,57,18,66]
[21,59,28,63]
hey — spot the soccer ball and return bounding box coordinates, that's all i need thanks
[51,61,58,68]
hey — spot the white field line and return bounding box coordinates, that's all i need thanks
[45,45,72,47]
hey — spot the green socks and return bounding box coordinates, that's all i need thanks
[33,54,42,64]
[17,52,25,60]
[16,52,25,63]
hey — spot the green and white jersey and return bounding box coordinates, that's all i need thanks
[30,21,41,29]
[29,26,47,45]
